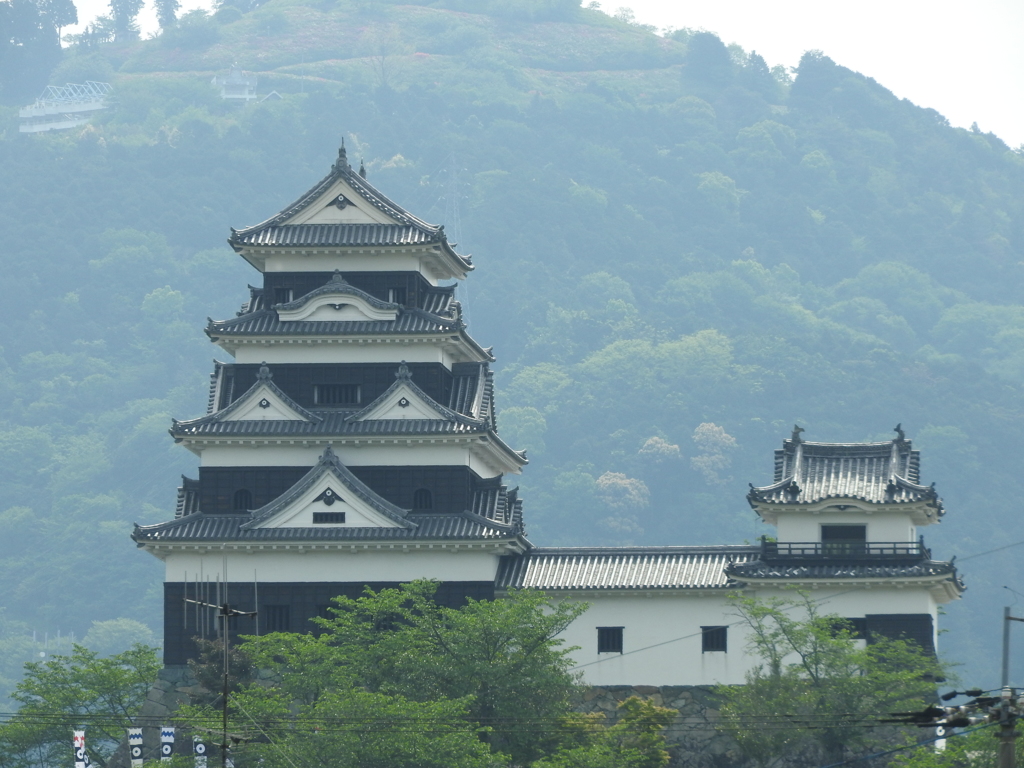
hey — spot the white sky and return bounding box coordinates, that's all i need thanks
[64,0,1024,149]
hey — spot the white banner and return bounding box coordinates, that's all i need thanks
[73,730,90,768]
[194,735,208,768]
[128,727,144,768]
[161,726,175,762]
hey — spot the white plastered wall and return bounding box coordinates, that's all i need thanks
[261,252,438,282]
[554,585,939,687]
[165,548,503,585]
[233,344,461,368]
[775,511,918,543]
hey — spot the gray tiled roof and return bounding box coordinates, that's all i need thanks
[748,437,941,509]
[228,149,471,271]
[495,546,758,590]
[172,415,487,438]
[207,308,459,337]
[727,559,963,584]
[243,447,411,529]
[232,224,438,248]
[133,512,521,544]
[273,272,399,312]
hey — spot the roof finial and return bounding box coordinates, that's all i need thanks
[257,361,272,381]
[790,424,804,443]
[330,269,348,284]
[359,158,366,179]
[894,423,906,443]
[396,361,412,381]
[337,138,348,169]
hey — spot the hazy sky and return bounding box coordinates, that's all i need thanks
[64,0,1024,149]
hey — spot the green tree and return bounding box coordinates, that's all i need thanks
[0,644,160,768]
[891,722,1018,768]
[717,592,944,767]
[534,697,677,768]
[108,0,142,40]
[237,581,588,764]
[154,0,178,28]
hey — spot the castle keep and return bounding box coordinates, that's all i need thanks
[133,144,963,683]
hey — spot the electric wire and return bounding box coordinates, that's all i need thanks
[573,536,1024,670]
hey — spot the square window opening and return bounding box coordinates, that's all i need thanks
[264,605,291,633]
[701,626,728,653]
[597,626,623,654]
[312,512,346,524]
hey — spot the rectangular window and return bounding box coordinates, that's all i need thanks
[388,287,407,305]
[312,512,346,524]
[701,626,728,653]
[313,384,360,405]
[273,287,294,305]
[264,605,291,633]
[597,626,623,654]
[821,524,867,556]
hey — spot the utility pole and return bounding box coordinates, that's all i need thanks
[185,598,256,768]
[1000,607,1024,768]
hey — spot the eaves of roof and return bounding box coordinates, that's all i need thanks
[228,153,471,271]
[132,512,523,544]
[495,546,758,591]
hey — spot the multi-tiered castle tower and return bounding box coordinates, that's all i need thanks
[134,143,963,686]
[134,144,529,665]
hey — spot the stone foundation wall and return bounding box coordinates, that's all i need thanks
[578,685,739,768]
[115,672,740,768]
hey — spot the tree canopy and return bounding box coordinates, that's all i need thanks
[717,593,945,767]
[0,0,1020,701]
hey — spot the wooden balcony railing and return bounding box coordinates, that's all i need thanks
[760,538,929,561]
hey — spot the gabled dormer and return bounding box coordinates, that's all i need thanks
[274,272,400,323]
[228,142,472,281]
[173,363,320,432]
[241,447,412,530]
[348,361,481,423]
[747,425,944,547]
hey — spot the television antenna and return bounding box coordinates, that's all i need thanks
[184,598,257,768]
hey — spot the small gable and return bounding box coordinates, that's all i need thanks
[221,383,316,422]
[254,475,404,529]
[289,179,395,227]
[351,382,444,421]
[277,293,398,323]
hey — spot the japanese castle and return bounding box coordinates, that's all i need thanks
[133,143,963,685]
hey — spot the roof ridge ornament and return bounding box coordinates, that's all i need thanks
[257,361,272,381]
[894,423,907,443]
[359,158,366,179]
[790,424,804,443]
[334,138,348,171]
[329,270,348,285]
[396,361,412,381]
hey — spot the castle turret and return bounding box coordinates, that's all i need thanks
[134,144,529,666]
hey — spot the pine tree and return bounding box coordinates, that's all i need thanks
[108,0,143,40]
[155,0,179,29]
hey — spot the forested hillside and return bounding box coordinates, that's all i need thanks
[1,0,1022,695]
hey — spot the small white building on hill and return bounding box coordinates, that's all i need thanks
[132,143,963,685]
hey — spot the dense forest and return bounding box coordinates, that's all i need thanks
[1,0,1023,698]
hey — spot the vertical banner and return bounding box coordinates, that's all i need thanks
[161,726,175,761]
[73,730,90,768]
[128,727,144,768]
[193,735,208,768]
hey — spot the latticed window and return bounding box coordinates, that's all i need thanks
[413,488,433,510]
[701,626,727,653]
[597,626,623,654]
[264,605,290,633]
[312,512,346,524]
[314,384,360,405]
[233,488,252,511]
